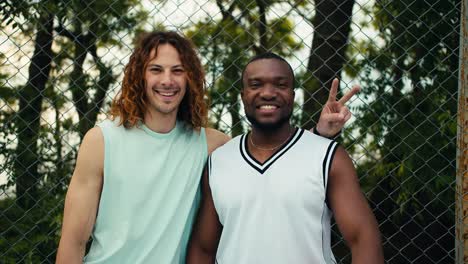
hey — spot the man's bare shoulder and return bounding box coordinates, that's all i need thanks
[83,126,104,145]
[205,128,231,154]
[74,127,105,180]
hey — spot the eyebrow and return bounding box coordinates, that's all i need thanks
[247,76,289,81]
[147,64,184,68]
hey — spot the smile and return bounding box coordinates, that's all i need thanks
[153,89,178,97]
[258,105,278,110]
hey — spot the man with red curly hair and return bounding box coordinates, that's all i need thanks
[56,31,356,263]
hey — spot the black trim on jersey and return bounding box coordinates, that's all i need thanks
[240,128,304,174]
[327,146,338,179]
[323,141,339,209]
[207,155,212,181]
[322,142,334,188]
[239,137,262,173]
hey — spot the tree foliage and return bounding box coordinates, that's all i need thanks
[0,0,460,262]
[344,0,459,262]
[186,0,302,136]
[0,0,148,261]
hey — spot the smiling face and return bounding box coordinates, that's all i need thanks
[144,43,187,119]
[241,58,295,130]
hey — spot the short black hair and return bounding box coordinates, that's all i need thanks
[241,52,295,89]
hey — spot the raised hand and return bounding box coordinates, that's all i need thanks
[314,78,360,138]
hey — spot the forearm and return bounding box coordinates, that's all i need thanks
[349,233,384,264]
[56,239,87,264]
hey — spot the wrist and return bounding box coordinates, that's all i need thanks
[312,126,341,140]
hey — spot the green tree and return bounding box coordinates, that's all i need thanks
[0,0,147,261]
[295,0,356,128]
[346,0,459,262]
[1,2,55,210]
[187,0,302,136]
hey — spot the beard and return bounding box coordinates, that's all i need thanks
[245,111,292,131]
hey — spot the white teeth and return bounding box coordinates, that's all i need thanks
[154,90,177,96]
[259,105,277,109]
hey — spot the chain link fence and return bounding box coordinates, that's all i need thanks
[0,0,462,263]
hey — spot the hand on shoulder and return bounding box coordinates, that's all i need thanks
[205,128,231,154]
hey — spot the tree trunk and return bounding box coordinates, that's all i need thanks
[302,0,355,129]
[15,12,54,209]
[59,20,112,139]
[69,32,90,138]
[225,63,243,137]
[229,95,243,137]
[84,50,113,135]
[255,0,268,53]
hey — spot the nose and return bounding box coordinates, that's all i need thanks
[260,84,276,100]
[160,70,173,87]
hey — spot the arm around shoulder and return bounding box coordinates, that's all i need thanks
[327,146,384,264]
[56,127,104,264]
[205,128,230,154]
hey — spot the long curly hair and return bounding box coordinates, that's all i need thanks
[110,31,208,129]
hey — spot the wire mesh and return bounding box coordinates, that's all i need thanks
[0,0,461,263]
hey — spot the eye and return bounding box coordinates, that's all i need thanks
[149,67,162,73]
[250,81,261,88]
[277,82,288,89]
[173,68,185,75]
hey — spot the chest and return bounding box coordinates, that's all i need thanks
[105,131,207,193]
[210,146,326,219]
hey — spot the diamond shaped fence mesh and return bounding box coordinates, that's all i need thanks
[0,0,463,263]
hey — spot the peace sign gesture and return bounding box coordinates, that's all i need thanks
[314,78,360,138]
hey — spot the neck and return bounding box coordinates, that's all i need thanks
[250,123,293,147]
[143,109,178,133]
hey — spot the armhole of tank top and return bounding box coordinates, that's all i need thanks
[200,127,209,157]
[323,141,339,210]
[95,122,110,187]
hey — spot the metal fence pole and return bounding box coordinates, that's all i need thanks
[457,0,468,263]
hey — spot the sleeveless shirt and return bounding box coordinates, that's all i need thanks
[208,128,338,264]
[84,119,207,264]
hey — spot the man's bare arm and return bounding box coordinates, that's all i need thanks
[328,146,384,263]
[56,127,104,263]
[187,166,222,264]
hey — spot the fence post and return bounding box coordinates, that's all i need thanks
[457,0,468,263]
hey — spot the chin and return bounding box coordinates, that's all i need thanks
[148,103,178,115]
[257,123,284,130]
[249,118,287,131]
[246,113,292,131]
[159,107,179,115]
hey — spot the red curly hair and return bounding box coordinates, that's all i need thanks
[110,31,208,129]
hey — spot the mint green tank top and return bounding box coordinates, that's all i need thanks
[84,119,207,264]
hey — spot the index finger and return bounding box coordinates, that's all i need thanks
[338,84,360,105]
[327,78,339,102]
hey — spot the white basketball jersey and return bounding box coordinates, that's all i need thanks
[208,128,339,264]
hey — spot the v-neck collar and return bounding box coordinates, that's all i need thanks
[239,128,304,174]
